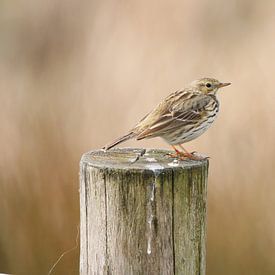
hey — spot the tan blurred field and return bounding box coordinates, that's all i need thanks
[1,0,275,274]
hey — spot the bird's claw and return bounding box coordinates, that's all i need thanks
[167,151,208,161]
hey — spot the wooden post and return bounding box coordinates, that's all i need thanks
[80,148,208,275]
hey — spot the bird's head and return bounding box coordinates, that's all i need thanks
[191,78,231,95]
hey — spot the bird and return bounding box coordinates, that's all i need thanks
[103,78,231,160]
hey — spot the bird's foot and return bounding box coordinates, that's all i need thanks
[167,151,207,161]
[185,152,208,160]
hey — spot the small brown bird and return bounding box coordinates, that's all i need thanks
[103,78,230,159]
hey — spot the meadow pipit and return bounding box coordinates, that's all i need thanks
[103,78,231,160]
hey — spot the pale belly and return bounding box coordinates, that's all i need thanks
[162,116,217,145]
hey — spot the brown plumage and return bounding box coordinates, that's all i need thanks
[103,78,230,159]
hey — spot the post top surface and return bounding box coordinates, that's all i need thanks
[81,148,208,171]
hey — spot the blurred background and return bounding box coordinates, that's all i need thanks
[1,0,275,274]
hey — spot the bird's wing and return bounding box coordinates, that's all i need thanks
[136,92,214,140]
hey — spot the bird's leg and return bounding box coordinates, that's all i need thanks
[178,144,205,160]
[178,144,194,157]
[168,145,205,160]
[168,145,181,158]
[168,145,189,160]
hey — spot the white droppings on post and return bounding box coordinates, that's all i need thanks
[147,177,157,255]
[147,212,153,255]
[168,159,179,167]
[145,163,163,171]
[150,182,155,202]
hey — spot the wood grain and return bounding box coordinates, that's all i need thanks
[80,148,208,275]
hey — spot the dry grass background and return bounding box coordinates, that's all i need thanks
[1,0,275,274]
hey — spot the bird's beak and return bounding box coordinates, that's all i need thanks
[219,82,231,88]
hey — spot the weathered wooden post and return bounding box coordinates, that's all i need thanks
[80,148,208,275]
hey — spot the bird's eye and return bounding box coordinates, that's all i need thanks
[206,83,212,88]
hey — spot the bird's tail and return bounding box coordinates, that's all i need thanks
[103,132,136,151]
